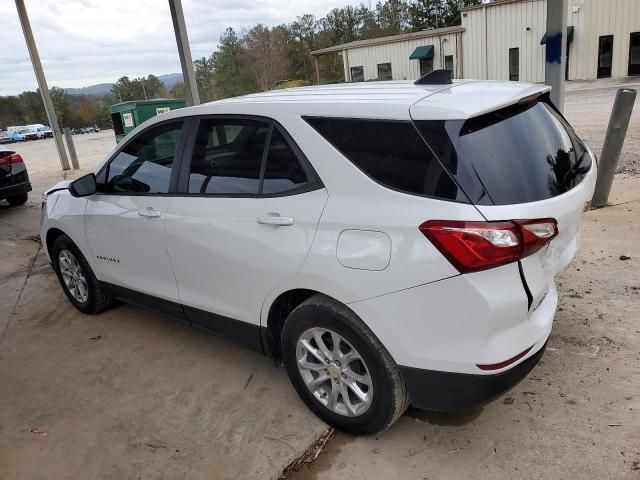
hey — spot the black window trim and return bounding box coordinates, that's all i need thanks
[95,114,324,199]
[95,117,188,197]
[176,114,324,199]
[302,115,473,205]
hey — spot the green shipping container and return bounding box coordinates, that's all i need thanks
[109,99,185,142]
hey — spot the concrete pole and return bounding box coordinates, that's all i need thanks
[63,128,80,170]
[168,0,200,106]
[591,88,637,208]
[15,0,70,171]
[544,0,568,112]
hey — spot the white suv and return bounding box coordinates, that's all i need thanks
[41,76,596,434]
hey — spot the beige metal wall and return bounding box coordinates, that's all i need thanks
[344,32,463,81]
[568,0,640,80]
[462,0,640,82]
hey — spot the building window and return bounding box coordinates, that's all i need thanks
[509,48,519,81]
[598,35,614,79]
[628,32,640,76]
[419,58,433,76]
[350,66,364,82]
[445,55,454,75]
[377,62,392,81]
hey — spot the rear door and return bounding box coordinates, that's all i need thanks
[164,116,327,349]
[415,99,596,308]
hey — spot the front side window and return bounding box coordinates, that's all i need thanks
[377,63,392,81]
[98,121,183,194]
[187,119,309,196]
[305,117,463,202]
[351,66,364,82]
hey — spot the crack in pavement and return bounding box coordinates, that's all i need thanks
[0,243,42,348]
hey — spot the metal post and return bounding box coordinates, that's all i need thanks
[544,0,568,112]
[15,0,70,170]
[168,0,200,106]
[63,128,80,170]
[591,88,637,208]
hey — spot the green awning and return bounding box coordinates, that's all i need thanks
[540,26,574,45]
[409,45,434,60]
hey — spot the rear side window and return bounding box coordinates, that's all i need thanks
[415,100,590,205]
[304,117,465,202]
[188,119,268,195]
[187,119,311,196]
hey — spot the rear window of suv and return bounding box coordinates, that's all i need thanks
[415,99,590,205]
[304,117,467,202]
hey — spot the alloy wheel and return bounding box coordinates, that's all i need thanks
[58,249,89,304]
[296,327,373,417]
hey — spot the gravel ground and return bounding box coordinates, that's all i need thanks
[565,78,640,175]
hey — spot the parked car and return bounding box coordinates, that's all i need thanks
[10,128,37,142]
[0,132,13,144]
[0,146,31,206]
[35,126,53,139]
[41,75,596,435]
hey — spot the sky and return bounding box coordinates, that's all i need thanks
[0,0,362,96]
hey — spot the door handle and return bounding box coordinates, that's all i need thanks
[138,206,162,218]
[257,214,295,226]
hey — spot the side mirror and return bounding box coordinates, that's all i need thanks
[69,173,97,197]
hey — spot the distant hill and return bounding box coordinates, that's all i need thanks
[64,73,183,96]
[65,83,114,96]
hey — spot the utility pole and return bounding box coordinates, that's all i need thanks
[544,0,568,112]
[168,0,200,106]
[140,77,148,100]
[15,0,70,170]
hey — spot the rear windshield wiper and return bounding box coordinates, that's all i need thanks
[563,151,591,184]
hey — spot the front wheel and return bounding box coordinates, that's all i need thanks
[282,295,409,435]
[52,234,113,314]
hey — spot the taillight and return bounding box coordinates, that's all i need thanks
[0,153,24,165]
[419,218,558,273]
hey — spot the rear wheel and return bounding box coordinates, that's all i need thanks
[52,234,113,314]
[282,295,408,435]
[6,192,27,206]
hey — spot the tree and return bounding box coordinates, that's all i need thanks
[239,24,289,91]
[169,82,186,99]
[111,76,140,102]
[211,28,256,99]
[194,56,216,102]
[376,0,410,36]
[142,74,166,99]
[409,0,480,31]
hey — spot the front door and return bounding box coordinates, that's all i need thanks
[598,35,614,79]
[164,117,327,349]
[85,120,184,308]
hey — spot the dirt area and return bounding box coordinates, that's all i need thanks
[1,80,639,479]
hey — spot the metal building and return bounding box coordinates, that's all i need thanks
[311,26,464,82]
[311,0,640,83]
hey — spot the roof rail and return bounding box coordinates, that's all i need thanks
[414,69,452,86]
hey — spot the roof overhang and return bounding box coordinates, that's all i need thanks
[310,26,465,56]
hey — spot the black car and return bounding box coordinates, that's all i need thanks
[0,146,31,206]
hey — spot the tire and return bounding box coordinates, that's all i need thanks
[282,294,409,435]
[51,234,113,314]
[6,192,28,206]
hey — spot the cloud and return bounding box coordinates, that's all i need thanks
[0,0,360,96]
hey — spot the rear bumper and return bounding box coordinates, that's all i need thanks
[400,339,548,410]
[0,181,32,199]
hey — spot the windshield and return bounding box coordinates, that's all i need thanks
[415,100,590,205]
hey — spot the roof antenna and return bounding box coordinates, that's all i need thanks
[414,69,452,85]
